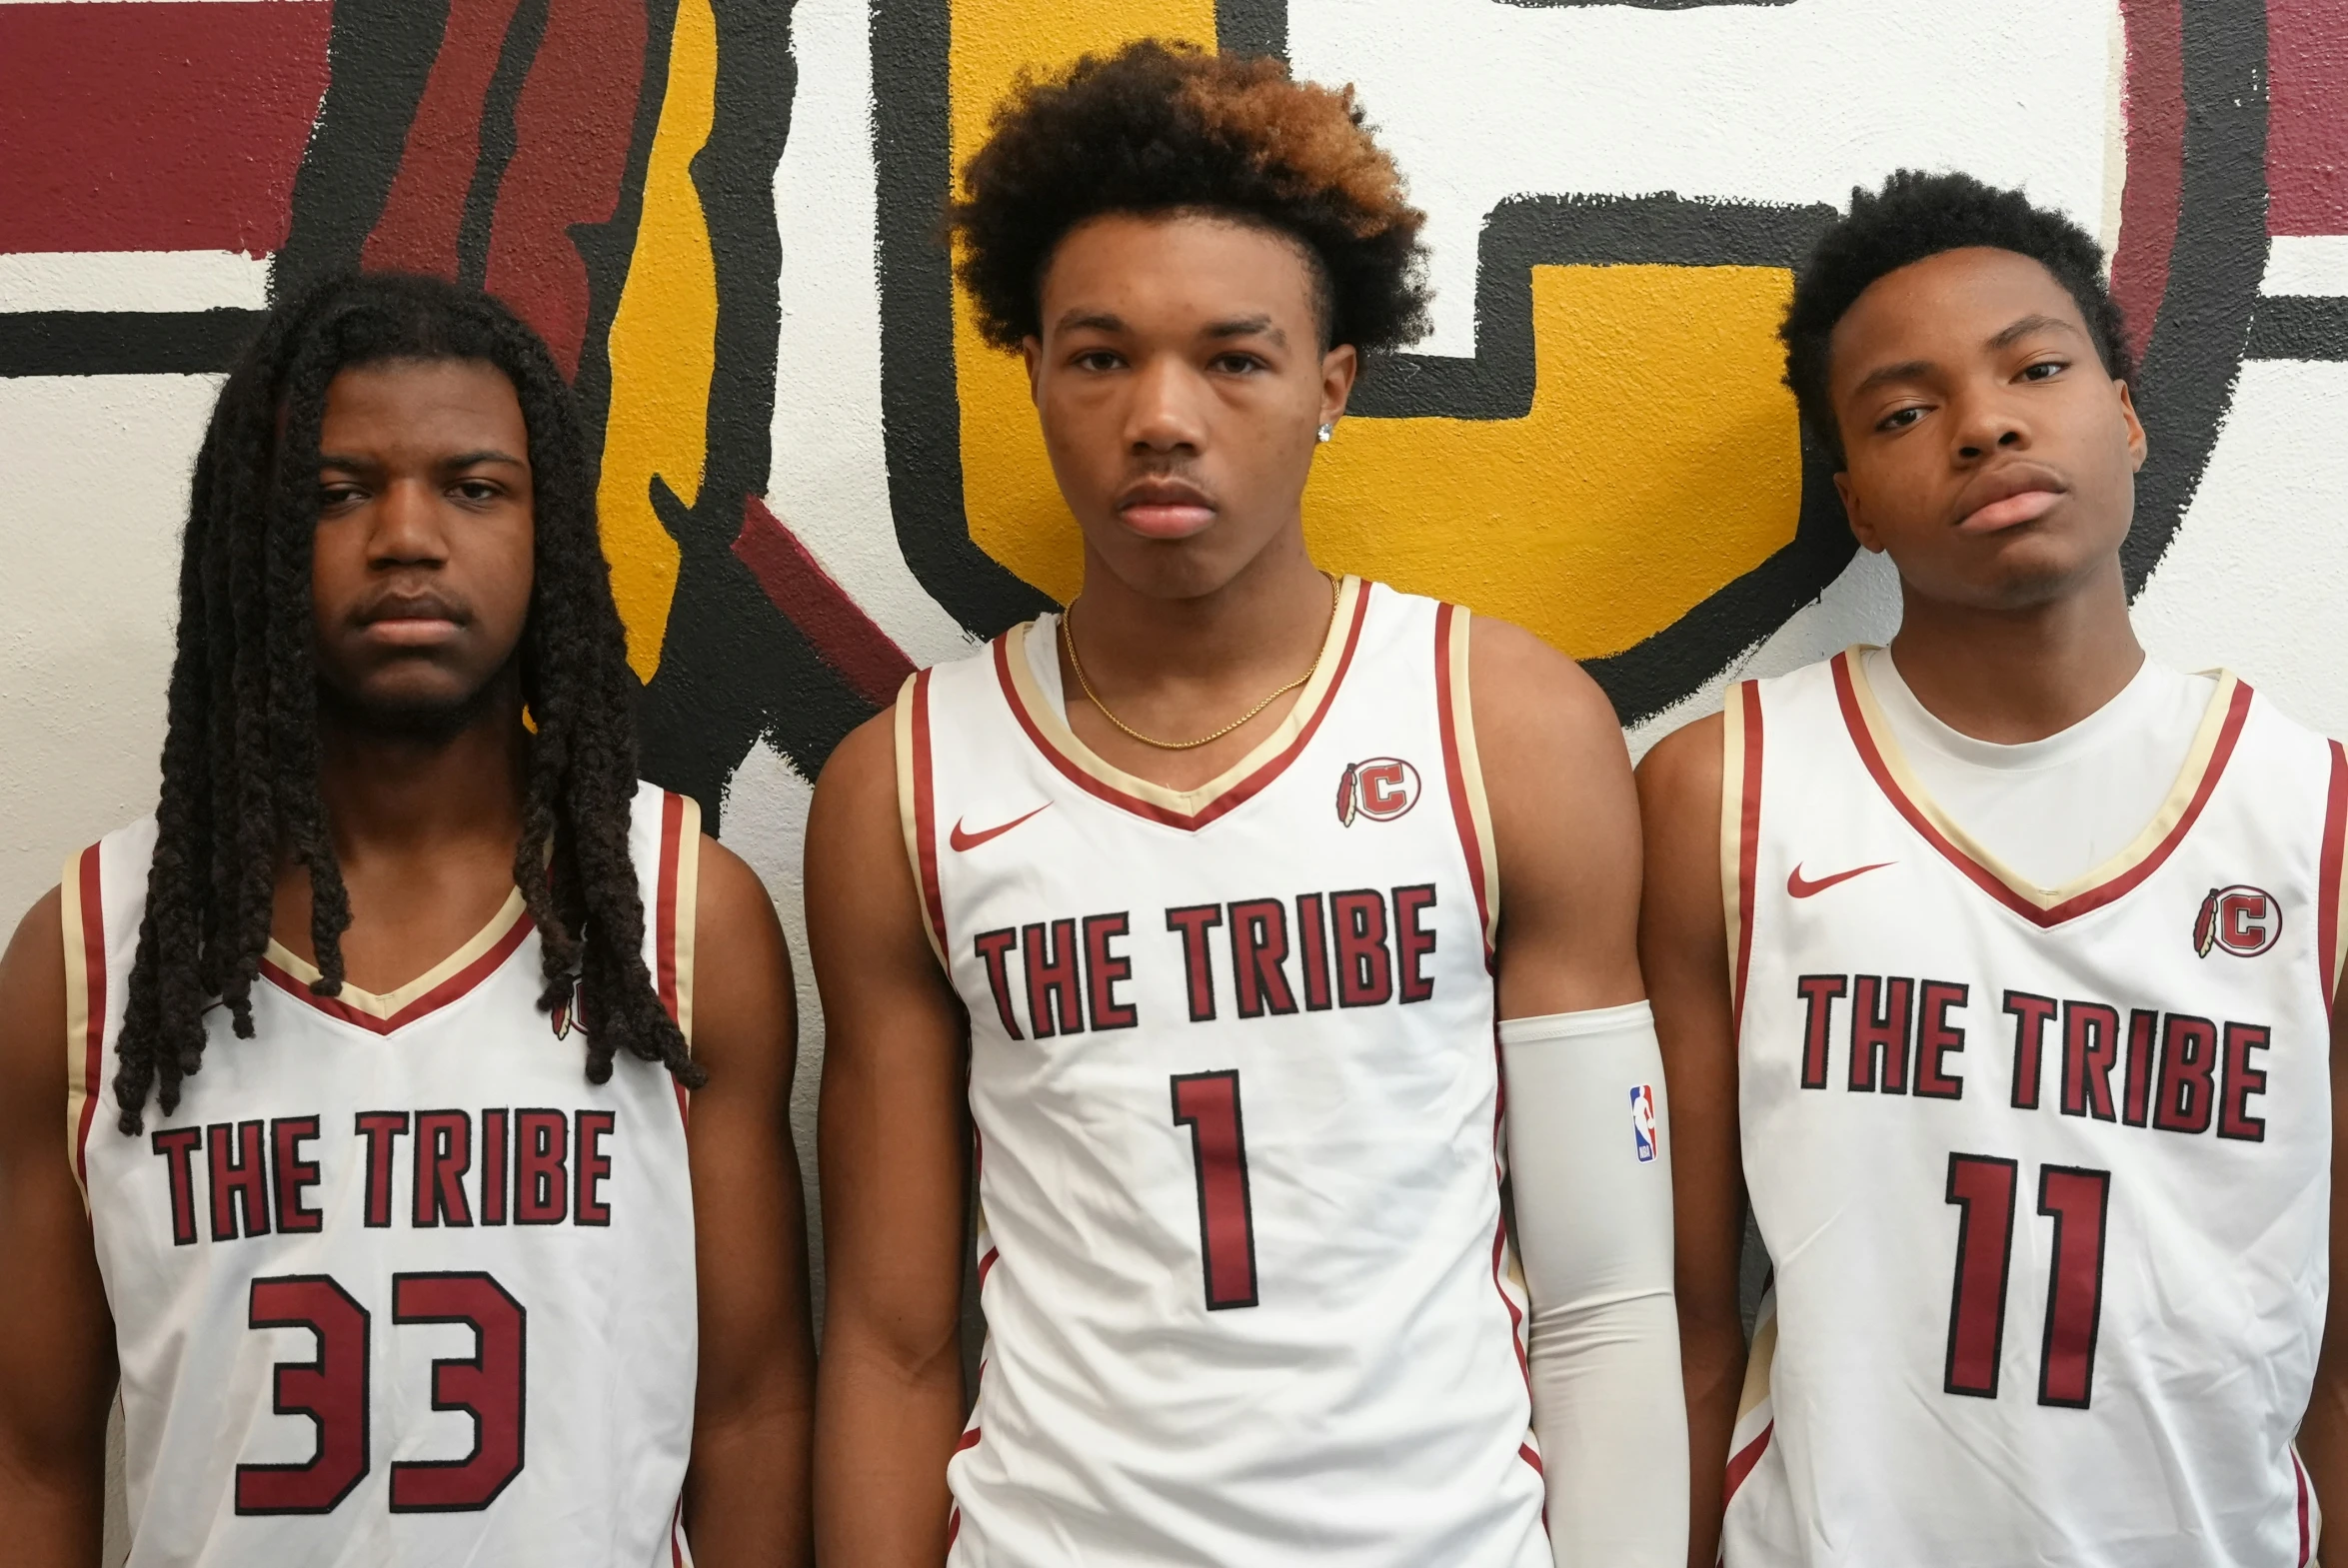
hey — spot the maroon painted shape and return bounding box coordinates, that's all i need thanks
[485,0,649,377]
[364,0,528,280]
[733,496,917,707]
[2269,0,2348,237]
[0,2,330,255]
[2111,0,2182,366]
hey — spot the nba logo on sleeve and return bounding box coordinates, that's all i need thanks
[1629,1084,1658,1163]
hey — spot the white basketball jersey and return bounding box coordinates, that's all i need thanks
[1720,651,2347,1568]
[898,577,1547,1566]
[66,783,703,1568]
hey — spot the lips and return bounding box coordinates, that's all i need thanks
[356,591,467,648]
[1952,463,2068,535]
[1116,478,1216,541]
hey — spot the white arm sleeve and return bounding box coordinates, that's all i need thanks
[1501,1000,1688,1568]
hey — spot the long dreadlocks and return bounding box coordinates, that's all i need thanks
[114,272,702,1133]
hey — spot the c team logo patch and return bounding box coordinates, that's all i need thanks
[1629,1083,1659,1164]
[2194,884,2282,958]
[1335,758,1421,825]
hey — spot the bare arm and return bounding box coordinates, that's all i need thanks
[680,838,817,1565]
[808,711,972,1566]
[1635,713,1746,1568]
[2292,996,2348,1545]
[1474,619,1645,1019]
[1474,619,1683,1565]
[0,888,118,1564]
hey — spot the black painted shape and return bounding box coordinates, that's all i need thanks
[1344,194,1855,725]
[1214,0,1285,56]
[457,0,555,290]
[871,0,1057,642]
[0,311,267,377]
[274,0,455,303]
[571,0,682,462]
[638,480,876,830]
[2119,0,2267,595]
[633,0,803,829]
[2247,297,2348,363]
[1351,193,1835,421]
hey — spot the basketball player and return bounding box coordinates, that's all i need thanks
[0,275,814,1565]
[1645,170,2348,1566]
[810,41,1684,1566]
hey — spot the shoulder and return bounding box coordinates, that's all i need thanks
[0,885,68,1108]
[693,834,781,938]
[1636,709,1726,811]
[816,705,900,801]
[1462,611,1624,757]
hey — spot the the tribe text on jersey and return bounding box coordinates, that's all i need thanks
[898,578,1547,1566]
[1719,651,2348,1568]
[67,783,702,1568]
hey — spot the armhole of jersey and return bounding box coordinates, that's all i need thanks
[60,842,104,1211]
[2320,739,2347,1019]
[1434,603,1500,957]
[1720,681,1762,1034]
[893,670,949,969]
[656,790,701,1047]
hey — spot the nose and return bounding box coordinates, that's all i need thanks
[367,476,450,568]
[1124,354,1208,455]
[1950,383,2030,463]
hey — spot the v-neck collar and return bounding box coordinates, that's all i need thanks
[995,575,1370,832]
[261,887,534,1034]
[1832,647,2251,927]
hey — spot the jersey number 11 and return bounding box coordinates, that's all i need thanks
[1943,1153,2111,1408]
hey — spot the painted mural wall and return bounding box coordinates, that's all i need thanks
[5,0,2348,1328]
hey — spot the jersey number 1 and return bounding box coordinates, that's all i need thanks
[1172,1070,1259,1309]
[1943,1154,2111,1408]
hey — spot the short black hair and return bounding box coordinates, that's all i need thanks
[1781,169,2133,467]
[948,39,1430,357]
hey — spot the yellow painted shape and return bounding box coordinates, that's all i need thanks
[596,0,722,682]
[963,259,1801,657]
[951,0,1217,608]
[1306,265,1802,659]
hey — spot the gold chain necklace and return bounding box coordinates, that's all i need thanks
[1061,573,1340,752]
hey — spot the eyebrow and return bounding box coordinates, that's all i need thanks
[317,449,527,470]
[1986,312,2082,351]
[1055,309,1125,335]
[1850,359,1935,397]
[1203,314,1284,346]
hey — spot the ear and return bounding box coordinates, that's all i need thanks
[1318,343,1358,429]
[1022,336,1044,407]
[1833,470,1887,555]
[2114,380,2148,473]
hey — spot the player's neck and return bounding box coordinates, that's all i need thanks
[313,689,530,868]
[1886,556,2144,745]
[1059,533,1335,786]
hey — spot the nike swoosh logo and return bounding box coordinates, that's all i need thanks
[1787,860,1893,898]
[950,804,1051,852]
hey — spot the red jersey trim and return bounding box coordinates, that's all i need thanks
[1723,1419,1774,1509]
[261,910,535,1036]
[1832,651,2252,927]
[992,580,1372,833]
[1725,682,1763,1034]
[65,842,107,1200]
[2320,741,2346,1020]
[1435,603,1498,963]
[911,669,950,960]
[655,789,700,1128]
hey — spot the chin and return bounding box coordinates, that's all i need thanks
[322,672,507,742]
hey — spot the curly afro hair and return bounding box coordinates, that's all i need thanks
[949,40,1430,358]
[1782,169,2133,468]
